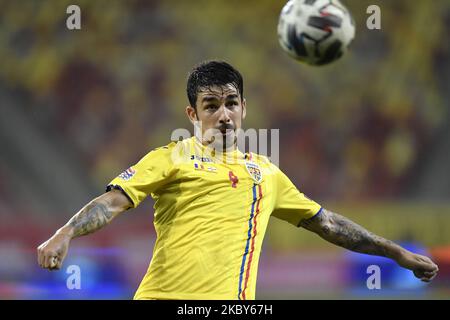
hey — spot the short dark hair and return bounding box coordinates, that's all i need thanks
[186,60,244,108]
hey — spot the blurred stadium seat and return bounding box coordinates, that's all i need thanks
[0,0,449,299]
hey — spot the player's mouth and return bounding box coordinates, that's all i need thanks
[220,129,234,136]
[218,125,235,136]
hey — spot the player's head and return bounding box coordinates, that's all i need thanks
[186,60,246,151]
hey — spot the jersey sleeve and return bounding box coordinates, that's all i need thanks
[106,144,176,208]
[271,166,322,227]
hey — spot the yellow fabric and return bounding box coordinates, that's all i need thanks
[107,137,321,300]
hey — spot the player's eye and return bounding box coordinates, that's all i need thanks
[205,104,218,110]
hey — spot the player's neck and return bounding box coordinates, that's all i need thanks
[193,136,243,163]
[193,136,235,151]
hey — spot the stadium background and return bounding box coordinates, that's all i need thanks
[0,0,449,299]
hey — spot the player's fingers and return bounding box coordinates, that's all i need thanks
[51,256,62,270]
[49,256,59,270]
[44,253,57,269]
[418,256,438,269]
[414,269,429,279]
[37,246,46,268]
[419,271,437,282]
[55,258,63,270]
[424,261,438,271]
[43,253,51,269]
[424,271,438,280]
[416,260,438,272]
[427,274,437,281]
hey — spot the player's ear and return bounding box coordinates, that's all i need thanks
[186,105,198,124]
[242,98,247,119]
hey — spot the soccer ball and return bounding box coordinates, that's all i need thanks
[278,0,355,66]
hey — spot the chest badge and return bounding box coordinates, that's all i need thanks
[245,161,263,184]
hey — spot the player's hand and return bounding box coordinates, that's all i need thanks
[37,232,71,271]
[395,251,439,282]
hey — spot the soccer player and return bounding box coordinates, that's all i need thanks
[37,61,438,300]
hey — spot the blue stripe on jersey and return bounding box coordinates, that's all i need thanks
[238,184,257,300]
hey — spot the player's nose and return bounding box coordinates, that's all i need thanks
[218,105,232,124]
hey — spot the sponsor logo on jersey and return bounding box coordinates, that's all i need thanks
[118,167,136,180]
[190,155,213,163]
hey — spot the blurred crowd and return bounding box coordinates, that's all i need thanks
[1,0,449,300]
[0,0,449,217]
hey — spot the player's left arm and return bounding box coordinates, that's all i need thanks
[299,208,439,282]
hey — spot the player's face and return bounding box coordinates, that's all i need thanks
[186,84,246,150]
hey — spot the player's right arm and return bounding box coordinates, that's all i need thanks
[37,142,177,271]
[37,189,132,270]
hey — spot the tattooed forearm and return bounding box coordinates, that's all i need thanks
[66,201,113,238]
[326,212,397,257]
[300,209,402,258]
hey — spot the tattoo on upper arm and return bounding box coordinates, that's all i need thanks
[68,202,113,238]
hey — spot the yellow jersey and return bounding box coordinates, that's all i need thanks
[106,137,322,300]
